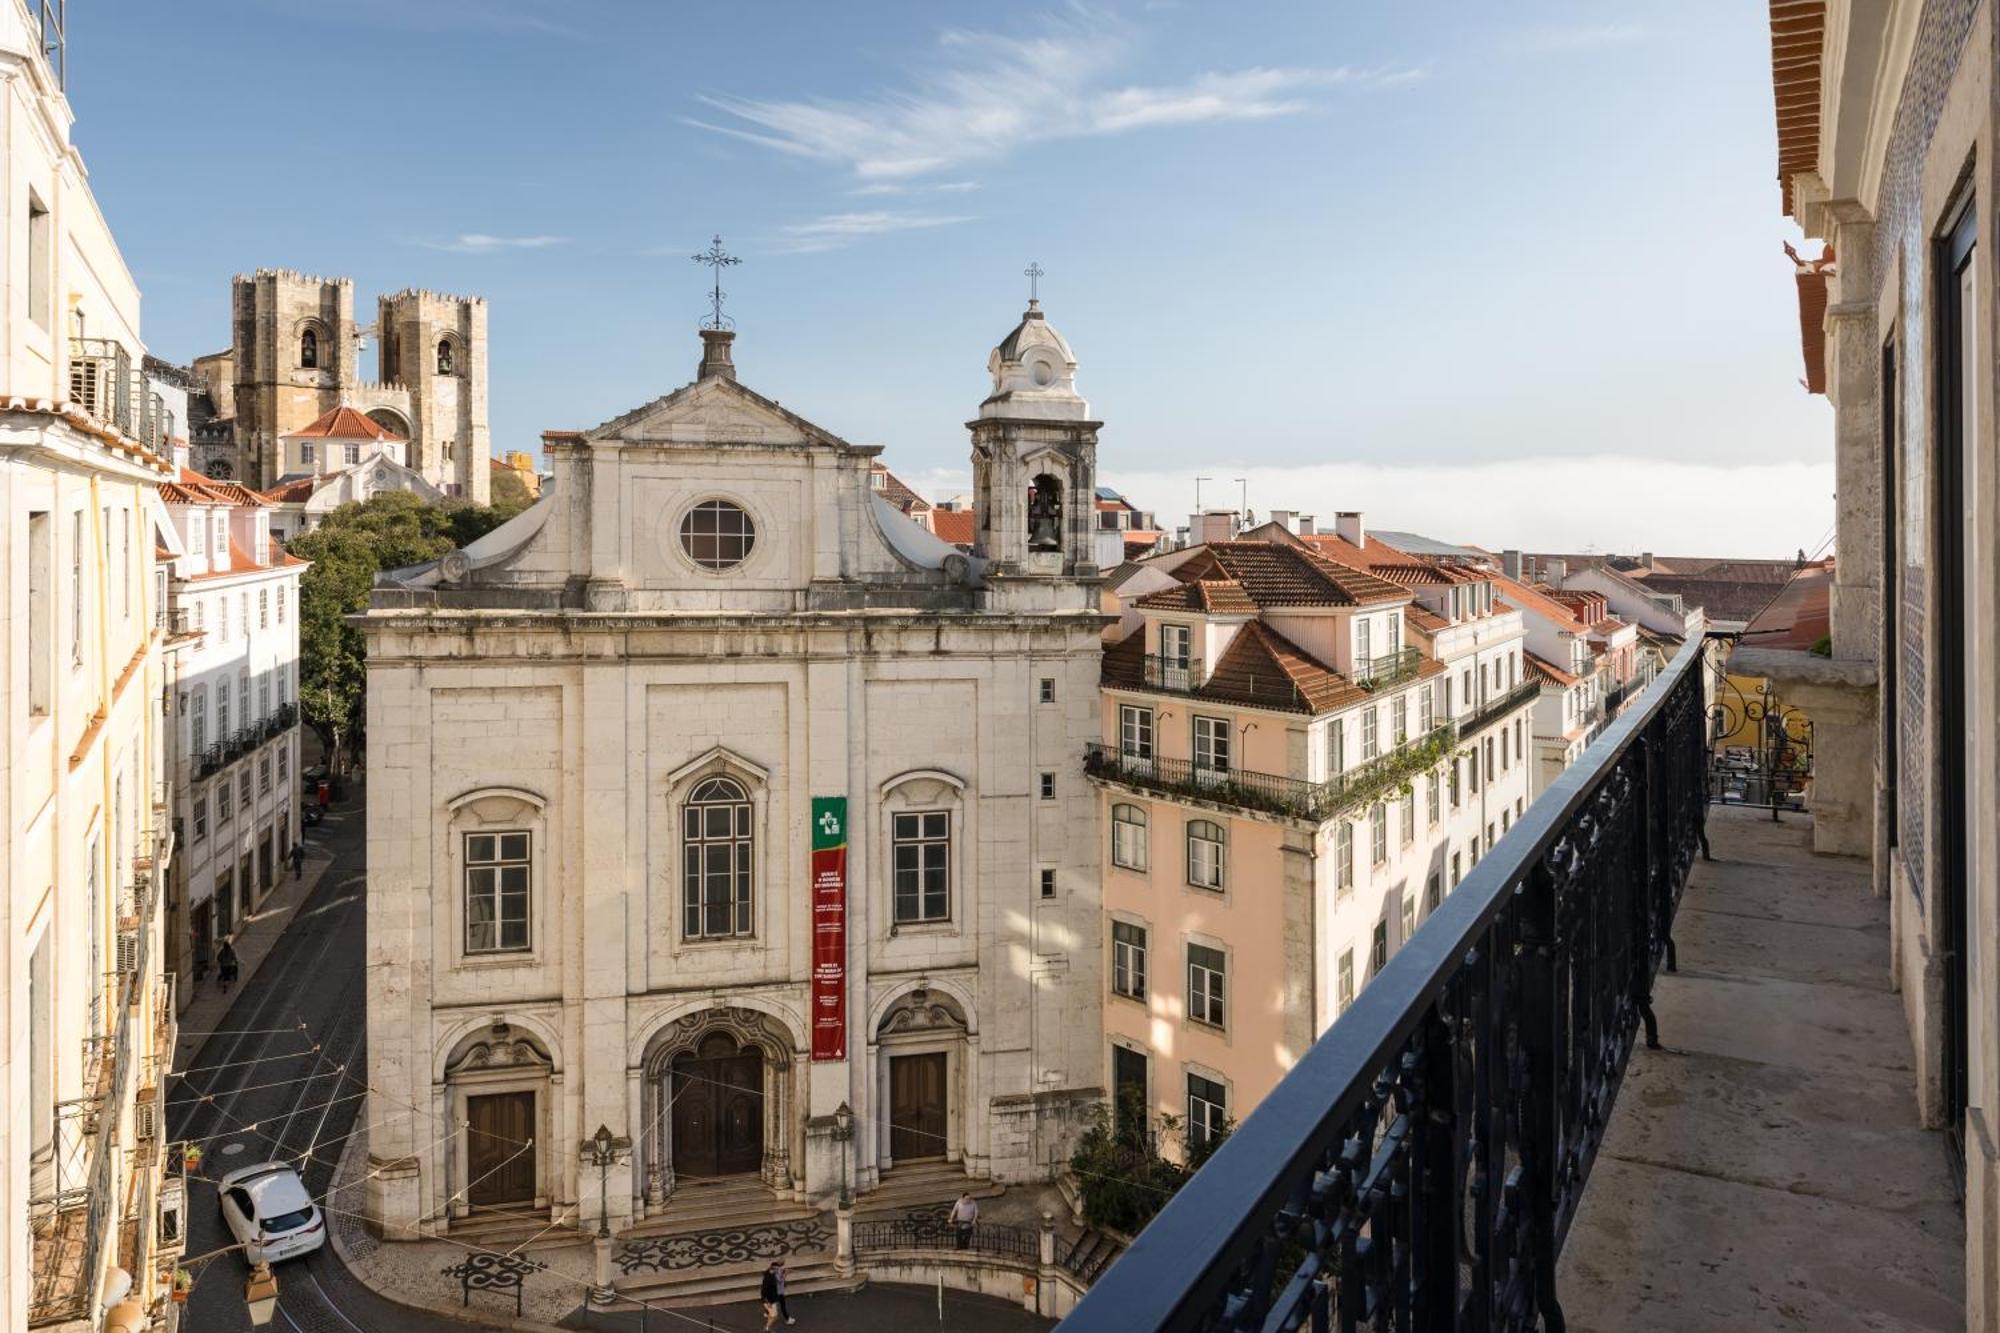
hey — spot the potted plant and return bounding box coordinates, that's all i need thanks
[181,1143,203,1173]
[170,1269,192,1303]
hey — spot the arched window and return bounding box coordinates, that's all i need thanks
[684,777,753,939]
[1027,473,1063,551]
[437,338,455,375]
[300,328,318,368]
[1111,803,1148,871]
[1186,818,1225,890]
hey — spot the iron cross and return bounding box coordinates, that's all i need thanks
[1024,261,1045,303]
[693,235,741,329]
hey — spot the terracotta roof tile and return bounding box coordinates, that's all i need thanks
[1204,620,1369,713]
[1407,605,1450,633]
[1133,578,1258,616]
[870,463,931,514]
[1524,651,1580,688]
[1178,541,1410,608]
[261,477,319,504]
[286,404,406,442]
[930,509,975,546]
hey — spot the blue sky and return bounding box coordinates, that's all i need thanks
[69,1,1827,556]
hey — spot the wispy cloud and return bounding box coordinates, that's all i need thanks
[850,180,984,197]
[771,211,976,254]
[279,0,589,39]
[1512,24,1646,55]
[418,233,568,255]
[690,16,1421,181]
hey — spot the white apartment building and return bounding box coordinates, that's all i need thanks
[155,468,305,994]
[2,4,182,1327]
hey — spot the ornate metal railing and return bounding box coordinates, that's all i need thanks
[1356,646,1422,689]
[196,744,224,778]
[1065,635,1708,1331]
[1141,654,1204,693]
[1459,678,1543,737]
[1087,723,1456,824]
[853,1217,1042,1263]
[67,336,138,439]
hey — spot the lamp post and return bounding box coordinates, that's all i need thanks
[583,1123,629,1306]
[832,1101,853,1209]
[244,1262,279,1325]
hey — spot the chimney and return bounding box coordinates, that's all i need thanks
[1547,558,1568,586]
[1334,510,1364,548]
[697,328,737,381]
[1502,549,1522,581]
[1191,510,1238,545]
[1269,508,1295,533]
[1297,514,1315,535]
[1639,551,1655,570]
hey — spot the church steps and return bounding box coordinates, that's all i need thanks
[854,1160,1004,1216]
[611,1255,857,1309]
[627,1176,817,1237]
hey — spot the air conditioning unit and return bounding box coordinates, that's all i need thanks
[70,358,102,414]
[115,929,139,975]
[135,1096,160,1141]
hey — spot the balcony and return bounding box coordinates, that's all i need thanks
[265,701,299,738]
[1355,646,1421,689]
[1458,677,1542,736]
[195,743,224,778]
[1086,723,1456,824]
[1140,653,1204,694]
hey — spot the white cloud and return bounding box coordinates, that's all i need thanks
[771,211,975,254]
[691,16,1420,180]
[420,233,568,255]
[850,180,984,197]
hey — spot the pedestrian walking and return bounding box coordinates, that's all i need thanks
[949,1191,979,1250]
[289,842,305,881]
[774,1258,794,1325]
[216,937,240,994]
[760,1260,783,1331]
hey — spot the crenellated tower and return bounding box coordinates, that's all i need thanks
[376,289,490,502]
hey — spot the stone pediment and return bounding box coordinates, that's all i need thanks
[586,375,860,452]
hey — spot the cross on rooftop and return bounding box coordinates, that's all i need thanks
[693,234,741,330]
[1024,261,1045,304]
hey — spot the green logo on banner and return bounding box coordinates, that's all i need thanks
[811,796,847,851]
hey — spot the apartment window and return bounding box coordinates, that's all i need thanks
[1450,759,1462,807]
[277,586,286,624]
[1371,921,1389,977]
[1039,678,1055,704]
[217,780,233,823]
[1111,803,1149,871]
[1192,716,1230,774]
[1451,852,1462,885]
[1516,796,1524,817]
[28,512,51,713]
[1515,716,1525,758]
[1357,615,1372,665]
[464,831,531,953]
[1402,893,1417,943]
[1391,694,1408,745]
[121,512,131,619]
[683,777,754,939]
[27,191,50,330]
[301,441,315,466]
[70,514,84,664]
[892,811,950,923]
[217,680,231,738]
[239,771,252,808]
[213,515,227,560]
[1502,809,1512,835]
[1040,772,1056,800]
[1461,668,1472,705]
[1336,950,1355,1014]
[258,675,271,722]
[1500,730,1510,772]
[1361,707,1379,760]
[278,745,288,781]
[1386,610,1401,648]
[1327,717,1345,774]
[1160,623,1192,670]
[1335,820,1354,892]
[1400,792,1415,847]
[1426,870,1442,912]
[192,796,207,843]
[1187,1073,1228,1150]
[190,688,208,755]
[1418,685,1433,732]
[1040,868,1057,899]
[1186,819,1226,890]
[1487,822,1497,850]
[1112,921,1148,999]
[1187,944,1226,1027]
[1442,676,1453,718]
[344,443,360,466]
[1369,802,1387,865]
[1471,744,1482,793]
[1119,705,1154,759]
[1484,737,1495,783]
[1426,773,1440,824]
[257,755,271,794]
[259,589,269,628]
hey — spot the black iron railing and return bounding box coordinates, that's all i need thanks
[1064,636,1708,1331]
[1087,723,1457,824]
[1459,678,1543,736]
[195,744,224,778]
[1141,654,1203,693]
[1356,647,1421,689]
[853,1217,1041,1263]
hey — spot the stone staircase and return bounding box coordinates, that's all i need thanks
[854,1159,1003,1217]
[625,1174,816,1237]
[443,1209,583,1253]
[612,1176,850,1309]
[611,1254,858,1311]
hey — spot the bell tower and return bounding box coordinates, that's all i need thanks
[969,293,1100,600]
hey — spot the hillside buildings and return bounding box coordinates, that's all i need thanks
[259,405,440,542]
[358,309,1106,1240]
[2,5,181,1327]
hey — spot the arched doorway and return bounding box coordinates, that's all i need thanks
[874,990,970,1170]
[441,1027,555,1218]
[670,1032,763,1178]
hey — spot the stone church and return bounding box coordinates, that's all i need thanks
[359,301,1107,1240]
[188,268,489,500]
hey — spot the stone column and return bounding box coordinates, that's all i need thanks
[834,1205,855,1278]
[1034,1213,1058,1315]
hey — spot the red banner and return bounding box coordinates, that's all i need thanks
[810,797,848,1061]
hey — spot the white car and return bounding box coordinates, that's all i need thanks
[218,1161,325,1264]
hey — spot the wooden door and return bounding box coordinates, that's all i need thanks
[466,1091,536,1207]
[889,1052,948,1162]
[672,1036,764,1178]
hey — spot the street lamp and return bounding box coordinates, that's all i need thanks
[832,1101,854,1210]
[583,1124,629,1308]
[244,1262,279,1325]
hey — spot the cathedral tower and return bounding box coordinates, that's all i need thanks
[969,298,1100,609]
[377,289,490,502]
[229,269,356,487]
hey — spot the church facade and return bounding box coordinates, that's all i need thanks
[359,306,1107,1238]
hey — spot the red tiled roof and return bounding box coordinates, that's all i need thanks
[261,477,319,504]
[1133,578,1258,616]
[1206,620,1370,714]
[930,509,975,546]
[287,404,406,442]
[1524,651,1580,688]
[870,463,931,514]
[1407,605,1450,634]
[1177,541,1410,608]
[1123,536,1160,561]
[1770,1,1825,217]
[1489,571,1590,634]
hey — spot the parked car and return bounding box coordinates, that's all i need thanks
[217,1161,324,1264]
[300,765,328,794]
[301,805,323,827]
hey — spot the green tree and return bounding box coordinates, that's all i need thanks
[288,491,517,770]
[1068,1090,1233,1235]
[488,463,535,515]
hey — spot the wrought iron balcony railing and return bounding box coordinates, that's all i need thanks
[1064,636,1707,1331]
[1355,646,1422,689]
[1141,654,1204,693]
[1086,722,1457,824]
[1459,678,1543,736]
[195,744,224,778]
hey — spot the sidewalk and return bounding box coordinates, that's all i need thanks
[173,790,362,1067]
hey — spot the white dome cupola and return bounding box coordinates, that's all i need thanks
[981,299,1088,422]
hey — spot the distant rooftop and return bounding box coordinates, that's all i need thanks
[1371,530,1488,562]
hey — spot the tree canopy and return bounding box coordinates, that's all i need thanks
[288,491,524,767]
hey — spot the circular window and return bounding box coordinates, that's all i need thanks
[1030,359,1055,387]
[679,499,756,571]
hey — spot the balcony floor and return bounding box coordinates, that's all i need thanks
[1559,805,1963,1332]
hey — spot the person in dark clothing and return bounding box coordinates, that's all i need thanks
[216,938,240,994]
[289,842,305,880]
[759,1261,784,1330]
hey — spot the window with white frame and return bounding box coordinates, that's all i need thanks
[1426,771,1440,824]
[1187,1073,1228,1149]
[1370,802,1388,864]
[1187,944,1226,1027]
[258,675,270,722]
[1361,707,1379,760]
[192,796,207,842]
[1186,818,1225,890]
[1356,614,1372,667]
[1401,792,1415,847]
[1337,950,1355,1014]
[216,680,230,738]
[70,516,83,664]
[1120,704,1154,759]
[683,777,754,939]
[1192,716,1230,773]
[301,441,315,466]
[1403,892,1417,943]
[257,755,271,794]
[1335,820,1353,892]
[1426,871,1443,912]
[238,770,251,808]
[1371,921,1389,976]
[464,831,531,953]
[892,810,950,924]
[258,589,268,628]
[1391,694,1408,745]
[1449,759,1462,807]
[191,688,207,754]
[1112,803,1149,871]
[1112,921,1148,999]
[344,443,360,466]
[277,586,286,624]
[1327,717,1345,774]
[1160,622,1192,669]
